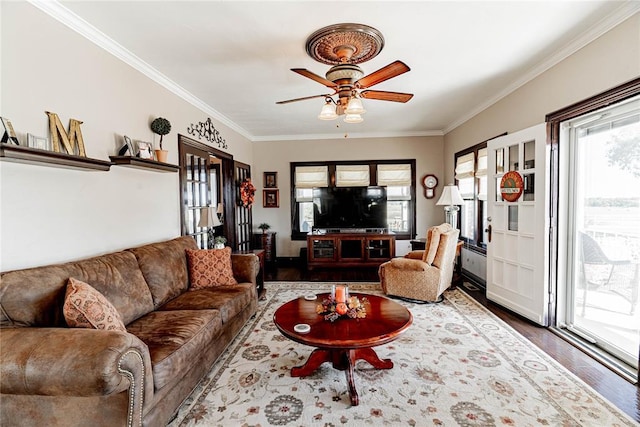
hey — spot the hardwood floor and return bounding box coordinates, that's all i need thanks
[267,266,640,422]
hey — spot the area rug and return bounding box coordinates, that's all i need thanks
[170,282,637,426]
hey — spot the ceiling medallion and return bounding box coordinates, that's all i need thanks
[305,23,385,65]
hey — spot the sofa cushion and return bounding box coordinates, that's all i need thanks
[128,236,198,308]
[63,278,126,332]
[126,309,222,390]
[186,247,238,289]
[160,283,255,323]
[70,251,155,325]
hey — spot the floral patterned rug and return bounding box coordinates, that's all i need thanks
[170,282,637,427]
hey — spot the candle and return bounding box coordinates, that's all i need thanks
[335,285,346,303]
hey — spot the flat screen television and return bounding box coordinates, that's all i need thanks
[312,186,387,229]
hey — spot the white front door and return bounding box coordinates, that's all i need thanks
[486,123,550,325]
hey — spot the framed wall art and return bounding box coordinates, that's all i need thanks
[263,189,279,208]
[27,134,50,150]
[264,171,277,188]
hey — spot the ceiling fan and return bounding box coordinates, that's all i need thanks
[276,23,413,121]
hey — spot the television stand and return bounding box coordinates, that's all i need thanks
[307,232,395,270]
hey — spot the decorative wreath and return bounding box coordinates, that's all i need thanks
[239,178,256,208]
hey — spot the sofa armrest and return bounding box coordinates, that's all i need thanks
[0,327,153,404]
[231,253,260,285]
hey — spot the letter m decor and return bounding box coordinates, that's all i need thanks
[46,111,86,156]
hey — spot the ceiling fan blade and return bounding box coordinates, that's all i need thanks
[291,68,337,88]
[276,94,332,104]
[360,90,413,103]
[355,60,410,89]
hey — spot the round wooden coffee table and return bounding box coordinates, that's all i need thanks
[273,292,412,406]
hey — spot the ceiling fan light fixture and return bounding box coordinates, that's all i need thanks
[318,101,338,120]
[344,113,364,124]
[345,96,366,115]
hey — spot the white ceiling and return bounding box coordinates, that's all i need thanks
[48,1,638,141]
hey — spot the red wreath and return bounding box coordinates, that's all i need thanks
[239,178,256,208]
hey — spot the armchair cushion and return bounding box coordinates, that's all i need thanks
[390,257,429,271]
[424,223,453,265]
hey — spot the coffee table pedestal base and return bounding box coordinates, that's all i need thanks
[291,347,393,406]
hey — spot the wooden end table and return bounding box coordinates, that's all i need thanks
[273,293,412,406]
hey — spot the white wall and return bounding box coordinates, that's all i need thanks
[251,135,445,258]
[0,3,253,271]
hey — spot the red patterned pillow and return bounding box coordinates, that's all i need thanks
[186,247,238,289]
[63,277,127,332]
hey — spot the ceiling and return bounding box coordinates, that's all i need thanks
[50,1,637,141]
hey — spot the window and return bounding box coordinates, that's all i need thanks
[291,160,415,240]
[455,139,497,250]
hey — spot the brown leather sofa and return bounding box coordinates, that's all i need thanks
[0,236,260,427]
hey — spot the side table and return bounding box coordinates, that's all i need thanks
[252,232,277,267]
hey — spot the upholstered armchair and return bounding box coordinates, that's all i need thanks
[379,223,460,302]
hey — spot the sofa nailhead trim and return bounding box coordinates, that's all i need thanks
[118,350,145,427]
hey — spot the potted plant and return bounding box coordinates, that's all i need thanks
[258,223,271,234]
[213,236,227,249]
[150,117,171,163]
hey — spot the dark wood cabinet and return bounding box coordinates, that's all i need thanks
[253,232,276,266]
[307,233,395,269]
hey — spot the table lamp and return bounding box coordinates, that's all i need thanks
[436,184,464,230]
[198,206,222,248]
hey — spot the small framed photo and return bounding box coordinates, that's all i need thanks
[136,141,153,159]
[27,134,50,150]
[263,189,279,208]
[264,171,277,188]
[118,135,135,156]
[1,117,20,145]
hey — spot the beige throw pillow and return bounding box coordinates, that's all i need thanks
[63,277,127,332]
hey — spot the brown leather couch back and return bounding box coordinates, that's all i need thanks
[0,250,154,327]
[128,236,197,308]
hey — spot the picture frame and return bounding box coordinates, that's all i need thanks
[26,133,50,151]
[136,141,153,159]
[264,171,277,188]
[118,135,135,156]
[263,189,279,208]
[1,117,20,145]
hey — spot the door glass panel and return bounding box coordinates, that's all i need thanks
[495,178,504,202]
[509,145,519,171]
[495,148,504,174]
[523,173,535,201]
[524,140,535,169]
[508,206,518,231]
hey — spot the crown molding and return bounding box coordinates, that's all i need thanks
[443,2,640,135]
[28,0,255,142]
[252,129,444,142]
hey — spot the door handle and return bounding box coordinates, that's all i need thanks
[485,225,492,243]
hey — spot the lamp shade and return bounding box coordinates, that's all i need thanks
[345,97,366,115]
[436,184,464,206]
[318,102,338,120]
[344,113,363,124]
[198,206,221,228]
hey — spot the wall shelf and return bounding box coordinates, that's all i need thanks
[0,144,111,171]
[109,156,179,172]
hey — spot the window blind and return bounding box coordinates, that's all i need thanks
[455,153,475,180]
[295,166,328,188]
[336,165,370,187]
[377,164,411,186]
